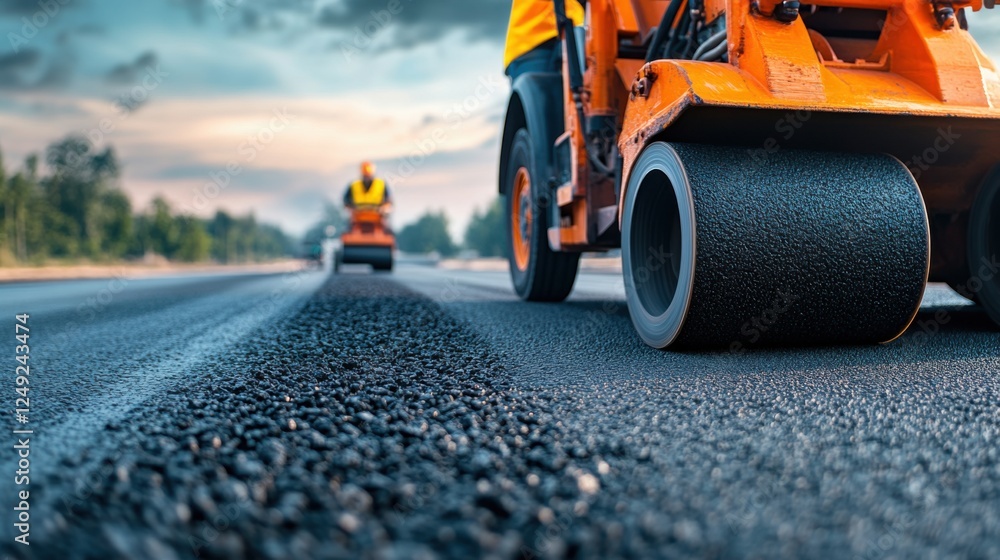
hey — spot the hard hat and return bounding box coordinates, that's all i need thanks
[361,161,376,177]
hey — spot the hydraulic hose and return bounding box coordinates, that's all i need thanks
[691,30,727,61]
[695,38,728,62]
[646,0,685,63]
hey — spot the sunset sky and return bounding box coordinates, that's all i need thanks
[2,1,999,238]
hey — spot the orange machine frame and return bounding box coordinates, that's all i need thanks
[341,208,395,250]
[553,0,1000,284]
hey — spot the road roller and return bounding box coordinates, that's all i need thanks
[499,0,1000,349]
[335,208,395,272]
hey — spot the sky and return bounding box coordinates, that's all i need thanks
[0,1,999,239]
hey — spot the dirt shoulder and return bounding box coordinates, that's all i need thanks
[0,259,308,283]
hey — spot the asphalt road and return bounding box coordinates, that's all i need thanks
[2,263,999,559]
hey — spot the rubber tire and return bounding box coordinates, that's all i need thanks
[333,250,341,274]
[505,129,579,301]
[968,167,1000,326]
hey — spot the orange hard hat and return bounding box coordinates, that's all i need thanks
[360,161,376,177]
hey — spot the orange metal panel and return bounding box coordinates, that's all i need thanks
[341,210,395,248]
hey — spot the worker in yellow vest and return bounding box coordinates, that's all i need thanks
[504,0,584,82]
[343,161,392,212]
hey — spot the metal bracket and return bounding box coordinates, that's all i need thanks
[933,2,957,29]
[631,67,656,100]
[773,0,801,23]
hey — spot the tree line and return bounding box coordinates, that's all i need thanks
[397,198,505,258]
[0,135,292,266]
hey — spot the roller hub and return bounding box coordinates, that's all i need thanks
[512,167,533,272]
[622,142,929,350]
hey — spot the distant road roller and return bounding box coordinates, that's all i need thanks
[335,208,395,272]
[499,0,1000,349]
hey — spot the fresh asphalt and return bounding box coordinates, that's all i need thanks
[2,263,998,559]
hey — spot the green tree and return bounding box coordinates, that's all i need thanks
[398,210,458,257]
[175,217,212,262]
[207,210,290,263]
[5,157,48,262]
[0,146,9,265]
[148,197,180,258]
[43,136,121,258]
[99,190,133,259]
[464,198,505,258]
[0,135,294,267]
[209,211,236,263]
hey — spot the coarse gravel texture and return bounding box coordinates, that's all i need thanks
[14,274,1000,559]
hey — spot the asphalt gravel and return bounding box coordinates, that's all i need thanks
[4,267,1000,559]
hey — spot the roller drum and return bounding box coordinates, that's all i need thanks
[622,142,929,349]
[340,246,394,271]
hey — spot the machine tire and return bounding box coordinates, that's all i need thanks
[505,129,579,301]
[333,250,342,274]
[374,257,394,273]
[622,142,929,349]
[968,166,1000,326]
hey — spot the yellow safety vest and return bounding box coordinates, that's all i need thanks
[504,0,585,69]
[350,178,386,207]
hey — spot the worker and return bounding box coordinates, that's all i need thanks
[504,0,584,82]
[343,161,392,212]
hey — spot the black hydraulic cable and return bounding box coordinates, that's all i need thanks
[691,29,726,61]
[646,0,685,62]
[696,39,728,62]
[664,10,689,59]
[681,0,704,60]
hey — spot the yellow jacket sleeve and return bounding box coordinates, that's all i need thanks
[504,0,585,70]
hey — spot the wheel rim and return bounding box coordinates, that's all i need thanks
[511,167,532,271]
[622,143,696,349]
[630,172,684,317]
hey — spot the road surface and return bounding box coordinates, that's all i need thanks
[2,263,999,559]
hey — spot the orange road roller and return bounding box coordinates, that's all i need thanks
[499,0,1000,349]
[335,208,395,272]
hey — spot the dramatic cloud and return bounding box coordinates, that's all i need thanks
[0,50,41,86]
[318,0,510,49]
[168,0,511,49]
[106,51,158,84]
[0,0,59,15]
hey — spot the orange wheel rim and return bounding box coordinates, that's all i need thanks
[511,167,532,271]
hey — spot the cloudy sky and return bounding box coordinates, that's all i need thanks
[1,1,999,238]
